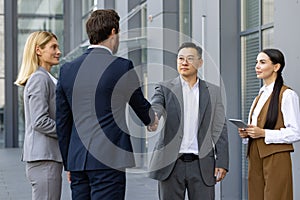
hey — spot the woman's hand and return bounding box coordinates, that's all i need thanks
[238,128,248,138]
[245,125,265,138]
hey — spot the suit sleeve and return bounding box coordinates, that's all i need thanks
[126,61,155,126]
[56,66,73,170]
[27,73,57,138]
[150,84,165,119]
[212,87,229,171]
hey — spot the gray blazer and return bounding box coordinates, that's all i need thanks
[22,67,62,162]
[148,77,229,186]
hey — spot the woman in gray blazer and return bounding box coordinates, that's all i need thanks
[15,31,63,200]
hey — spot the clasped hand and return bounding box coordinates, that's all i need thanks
[238,125,265,139]
[147,113,159,132]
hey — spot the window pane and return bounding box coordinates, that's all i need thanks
[0,12,3,148]
[82,0,94,14]
[262,28,274,49]
[241,33,260,121]
[82,0,94,42]
[241,0,259,31]
[82,14,89,42]
[17,0,64,147]
[179,0,191,43]
[0,0,3,14]
[18,0,63,14]
[0,15,4,78]
[241,33,261,199]
[262,0,274,25]
[0,78,4,148]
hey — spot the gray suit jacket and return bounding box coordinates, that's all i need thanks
[148,76,229,186]
[22,67,62,162]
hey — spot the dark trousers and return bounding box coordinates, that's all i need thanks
[159,157,215,200]
[70,169,126,200]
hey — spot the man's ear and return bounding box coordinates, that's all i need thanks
[197,58,203,69]
[111,28,117,35]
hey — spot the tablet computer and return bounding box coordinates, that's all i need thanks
[228,119,248,129]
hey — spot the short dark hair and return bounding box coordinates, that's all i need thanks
[178,42,203,58]
[86,9,120,44]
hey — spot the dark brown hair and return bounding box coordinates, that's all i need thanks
[86,9,120,44]
[262,48,285,129]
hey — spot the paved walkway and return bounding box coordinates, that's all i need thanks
[0,148,158,200]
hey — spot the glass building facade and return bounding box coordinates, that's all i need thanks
[240,1,274,198]
[1,0,300,199]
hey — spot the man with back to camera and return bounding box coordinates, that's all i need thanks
[148,42,229,200]
[56,9,158,200]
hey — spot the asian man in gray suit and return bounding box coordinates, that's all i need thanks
[148,42,229,200]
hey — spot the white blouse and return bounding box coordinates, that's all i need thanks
[248,82,300,144]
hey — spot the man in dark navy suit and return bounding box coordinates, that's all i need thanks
[56,9,157,200]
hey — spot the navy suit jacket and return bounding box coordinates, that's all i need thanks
[56,48,154,171]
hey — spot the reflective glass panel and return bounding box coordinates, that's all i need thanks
[0,11,3,148]
[241,0,259,31]
[262,0,274,25]
[0,0,3,14]
[17,0,64,146]
[0,15,4,78]
[18,0,63,14]
[179,0,191,43]
[0,78,4,148]
[262,28,274,49]
[241,32,261,200]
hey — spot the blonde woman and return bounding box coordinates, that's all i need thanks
[15,31,63,200]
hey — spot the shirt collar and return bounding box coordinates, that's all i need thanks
[46,71,57,85]
[88,45,112,55]
[259,81,275,95]
[179,76,199,89]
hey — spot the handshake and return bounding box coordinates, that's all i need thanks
[147,113,159,132]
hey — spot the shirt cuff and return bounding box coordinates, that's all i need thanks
[264,129,280,144]
[242,138,249,144]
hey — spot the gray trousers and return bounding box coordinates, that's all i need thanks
[159,159,215,200]
[26,161,63,200]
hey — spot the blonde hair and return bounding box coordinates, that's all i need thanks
[15,31,58,86]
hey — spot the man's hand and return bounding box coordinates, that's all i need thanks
[147,113,159,132]
[215,168,227,182]
[67,171,71,183]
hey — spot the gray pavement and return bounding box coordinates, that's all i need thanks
[0,148,158,200]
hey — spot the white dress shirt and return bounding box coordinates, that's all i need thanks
[88,44,112,55]
[179,76,199,154]
[248,82,300,144]
[47,71,57,85]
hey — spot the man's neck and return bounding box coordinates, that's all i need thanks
[181,75,198,88]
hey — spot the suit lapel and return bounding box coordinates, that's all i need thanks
[198,79,209,126]
[170,77,183,122]
[37,67,56,88]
